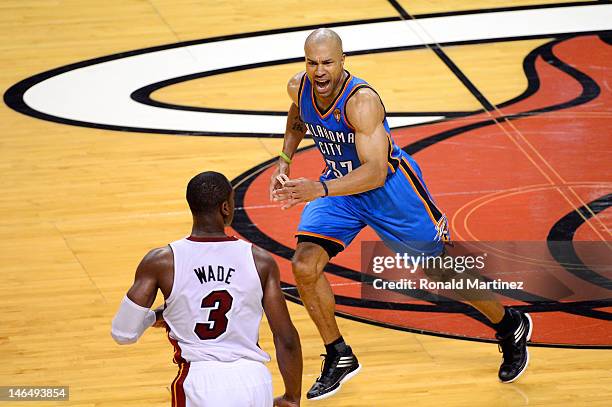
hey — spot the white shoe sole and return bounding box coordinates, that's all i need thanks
[308,364,362,401]
[500,312,533,384]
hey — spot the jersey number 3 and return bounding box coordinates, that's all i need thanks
[194,290,234,340]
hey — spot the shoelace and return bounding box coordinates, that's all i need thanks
[498,335,522,363]
[497,315,525,362]
[316,353,339,382]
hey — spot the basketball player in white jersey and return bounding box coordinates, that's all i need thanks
[111,171,302,407]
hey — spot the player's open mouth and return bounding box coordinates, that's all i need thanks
[315,79,330,93]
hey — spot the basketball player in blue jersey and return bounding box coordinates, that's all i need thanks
[270,28,532,400]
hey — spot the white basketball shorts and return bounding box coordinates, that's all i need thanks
[170,358,273,407]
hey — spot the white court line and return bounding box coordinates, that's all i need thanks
[22,4,612,135]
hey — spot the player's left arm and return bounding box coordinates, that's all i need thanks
[110,247,171,344]
[325,88,389,195]
[252,246,302,406]
[273,88,388,208]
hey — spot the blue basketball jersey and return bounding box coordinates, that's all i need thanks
[298,71,403,181]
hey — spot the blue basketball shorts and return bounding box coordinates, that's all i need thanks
[296,153,449,257]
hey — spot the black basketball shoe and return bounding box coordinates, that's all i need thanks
[306,346,361,400]
[496,309,533,383]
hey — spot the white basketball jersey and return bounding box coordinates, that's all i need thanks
[164,236,270,364]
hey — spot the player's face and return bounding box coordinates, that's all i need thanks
[304,43,345,99]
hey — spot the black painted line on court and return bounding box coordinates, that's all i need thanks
[548,193,612,292]
[136,29,611,119]
[386,0,496,111]
[5,3,611,137]
[280,281,611,349]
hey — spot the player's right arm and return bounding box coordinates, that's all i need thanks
[111,247,172,344]
[253,246,302,406]
[269,72,308,201]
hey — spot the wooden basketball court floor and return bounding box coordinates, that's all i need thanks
[1,1,611,406]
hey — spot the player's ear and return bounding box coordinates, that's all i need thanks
[221,200,230,218]
[221,198,235,226]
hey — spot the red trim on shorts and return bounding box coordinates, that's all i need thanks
[171,362,190,407]
[166,329,187,365]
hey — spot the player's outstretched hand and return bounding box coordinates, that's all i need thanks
[273,177,325,209]
[269,160,290,201]
[273,395,300,407]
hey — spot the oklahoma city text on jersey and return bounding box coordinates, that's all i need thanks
[305,122,355,157]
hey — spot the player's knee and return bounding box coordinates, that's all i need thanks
[423,263,455,282]
[291,257,318,285]
[291,246,323,285]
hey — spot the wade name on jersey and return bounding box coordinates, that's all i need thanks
[194,264,234,285]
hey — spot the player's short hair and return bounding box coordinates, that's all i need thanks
[186,171,233,215]
[305,28,343,53]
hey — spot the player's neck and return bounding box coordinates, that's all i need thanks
[191,216,227,238]
[314,70,348,110]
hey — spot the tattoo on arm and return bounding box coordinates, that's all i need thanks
[291,116,306,133]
